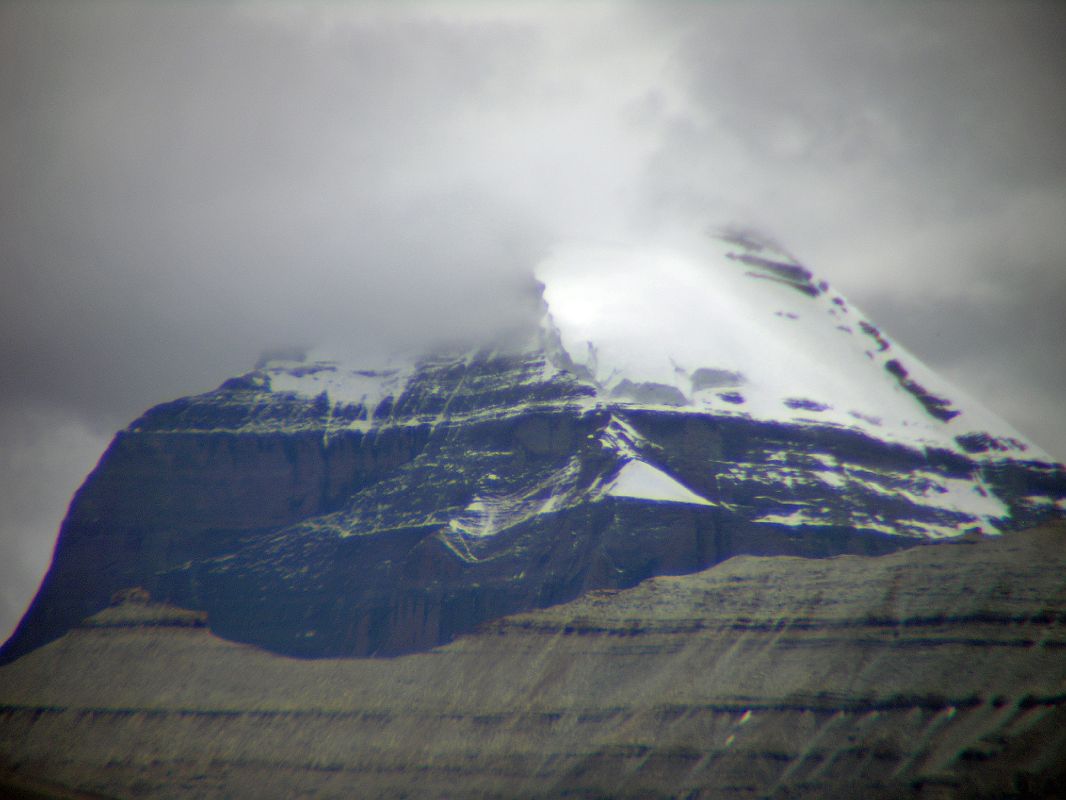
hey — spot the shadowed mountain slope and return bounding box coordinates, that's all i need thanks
[2,522,1064,799]
[5,236,1064,665]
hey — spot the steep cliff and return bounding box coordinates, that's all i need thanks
[3,236,1064,663]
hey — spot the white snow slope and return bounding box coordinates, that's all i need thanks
[249,234,1058,539]
[536,233,1046,463]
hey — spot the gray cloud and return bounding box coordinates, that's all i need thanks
[2,3,556,425]
[630,0,1066,454]
[2,1,1065,639]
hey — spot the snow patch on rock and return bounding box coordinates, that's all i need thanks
[265,361,413,411]
[606,459,714,507]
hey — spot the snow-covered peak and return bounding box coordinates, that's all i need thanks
[535,235,1046,462]
[244,233,1048,465]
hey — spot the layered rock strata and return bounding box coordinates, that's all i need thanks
[5,236,1065,664]
[3,343,1064,663]
[2,523,1064,799]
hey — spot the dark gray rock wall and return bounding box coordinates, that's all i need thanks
[3,349,1064,663]
[2,524,1064,799]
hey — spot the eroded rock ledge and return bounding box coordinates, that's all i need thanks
[2,523,1065,799]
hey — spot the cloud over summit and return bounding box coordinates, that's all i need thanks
[2,1,1065,641]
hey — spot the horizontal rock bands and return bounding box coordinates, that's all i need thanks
[7,687,1053,721]
[498,611,1066,636]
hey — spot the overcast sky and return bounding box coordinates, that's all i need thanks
[2,0,1065,641]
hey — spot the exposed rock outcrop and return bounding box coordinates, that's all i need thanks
[3,343,1064,664]
[2,523,1064,798]
[4,238,1064,664]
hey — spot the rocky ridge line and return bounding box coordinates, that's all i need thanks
[1,523,1064,798]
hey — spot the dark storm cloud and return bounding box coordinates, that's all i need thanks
[2,1,1065,639]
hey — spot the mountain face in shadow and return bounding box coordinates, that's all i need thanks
[3,237,1064,665]
[3,237,1065,797]
[1,523,1064,798]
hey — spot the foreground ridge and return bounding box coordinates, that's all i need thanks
[2,523,1064,798]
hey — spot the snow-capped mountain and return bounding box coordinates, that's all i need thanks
[3,234,1063,663]
[540,232,1039,459]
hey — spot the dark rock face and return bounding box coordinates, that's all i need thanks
[884,358,961,422]
[2,524,1065,799]
[3,347,1064,663]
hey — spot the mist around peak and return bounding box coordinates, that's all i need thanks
[2,0,1065,647]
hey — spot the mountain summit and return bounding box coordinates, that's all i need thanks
[539,232,1039,460]
[3,235,1063,663]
